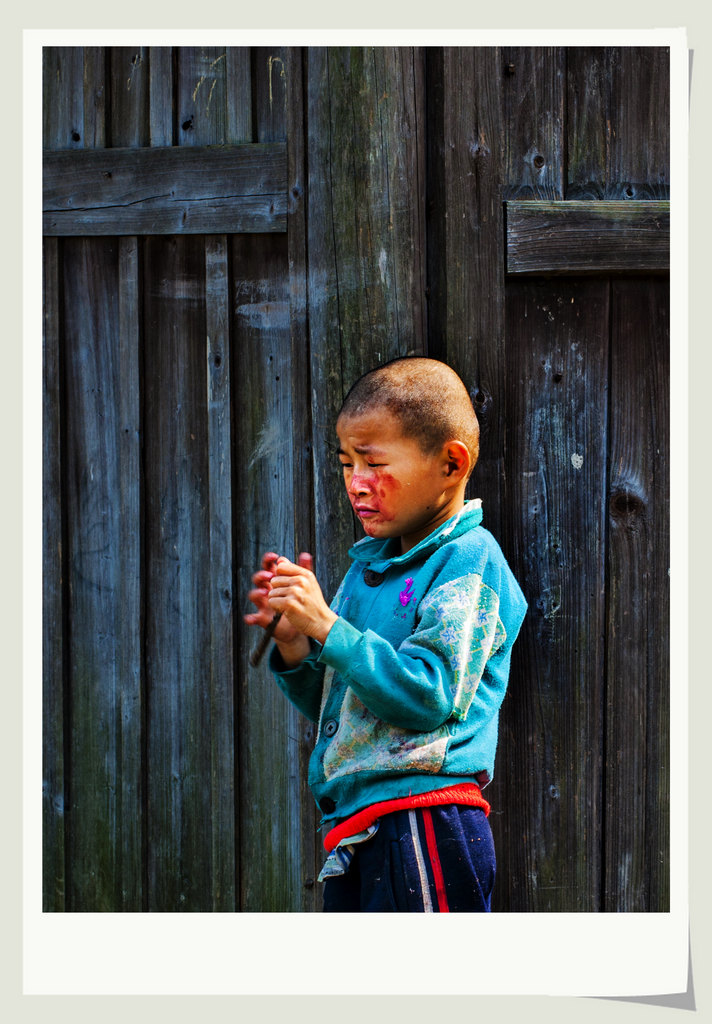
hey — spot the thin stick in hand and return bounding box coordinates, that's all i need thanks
[249,611,282,668]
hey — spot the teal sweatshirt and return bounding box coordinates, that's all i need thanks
[270,500,527,826]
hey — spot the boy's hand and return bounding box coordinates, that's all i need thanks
[244,551,336,665]
[245,551,307,644]
[267,556,338,646]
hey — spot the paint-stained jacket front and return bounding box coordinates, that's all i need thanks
[270,500,527,826]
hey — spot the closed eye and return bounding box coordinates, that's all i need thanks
[339,461,384,469]
[337,449,386,469]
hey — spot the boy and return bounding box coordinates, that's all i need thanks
[245,357,527,912]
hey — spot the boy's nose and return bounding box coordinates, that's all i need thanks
[349,473,372,496]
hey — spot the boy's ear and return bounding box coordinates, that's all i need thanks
[443,440,470,481]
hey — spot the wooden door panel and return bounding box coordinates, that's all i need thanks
[62,236,143,910]
[143,235,218,910]
[493,277,609,911]
[605,277,670,911]
[232,232,319,911]
[492,273,670,912]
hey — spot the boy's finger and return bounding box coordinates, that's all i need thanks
[297,551,314,572]
[261,551,280,570]
[274,556,301,574]
[276,556,316,578]
[253,569,276,586]
[267,574,296,591]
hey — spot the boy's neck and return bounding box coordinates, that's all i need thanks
[399,494,466,554]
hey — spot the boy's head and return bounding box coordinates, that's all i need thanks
[336,358,480,552]
[338,357,479,472]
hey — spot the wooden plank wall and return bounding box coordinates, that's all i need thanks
[43,45,320,912]
[501,47,669,912]
[424,46,669,913]
[43,45,670,913]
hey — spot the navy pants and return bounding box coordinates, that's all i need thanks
[322,805,495,913]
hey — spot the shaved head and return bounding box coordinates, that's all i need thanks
[338,357,479,475]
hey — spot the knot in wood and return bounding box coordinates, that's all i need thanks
[609,488,647,524]
[471,384,493,430]
[469,135,491,160]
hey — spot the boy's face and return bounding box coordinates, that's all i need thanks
[336,409,465,553]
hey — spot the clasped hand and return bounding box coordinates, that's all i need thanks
[245,552,337,659]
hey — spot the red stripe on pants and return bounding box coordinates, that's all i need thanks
[422,808,449,913]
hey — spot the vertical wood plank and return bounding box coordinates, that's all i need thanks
[205,237,237,910]
[605,277,670,911]
[113,64,147,907]
[285,46,321,909]
[425,47,506,534]
[43,46,86,150]
[252,46,288,142]
[63,237,135,909]
[225,47,253,142]
[496,278,608,911]
[315,47,425,374]
[116,238,144,908]
[42,237,65,910]
[307,45,427,600]
[233,233,303,911]
[149,47,174,147]
[375,45,427,355]
[110,46,150,147]
[566,47,607,198]
[501,47,565,199]
[82,47,107,148]
[305,46,356,600]
[175,46,230,146]
[143,236,213,910]
[606,47,670,198]
[567,47,670,199]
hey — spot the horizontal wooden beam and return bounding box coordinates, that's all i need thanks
[43,144,287,235]
[505,201,669,274]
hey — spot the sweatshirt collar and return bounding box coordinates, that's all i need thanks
[348,499,483,570]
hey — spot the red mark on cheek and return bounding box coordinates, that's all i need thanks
[371,472,400,519]
[377,473,401,499]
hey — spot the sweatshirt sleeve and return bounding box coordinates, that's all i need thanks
[318,571,509,732]
[269,641,326,723]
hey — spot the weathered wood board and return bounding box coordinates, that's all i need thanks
[604,277,670,911]
[506,201,670,274]
[43,144,288,235]
[306,45,427,601]
[42,238,65,911]
[62,236,143,910]
[426,47,507,537]
[493,277,609,911]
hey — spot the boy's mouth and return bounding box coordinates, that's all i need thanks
[354,504,380,518]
